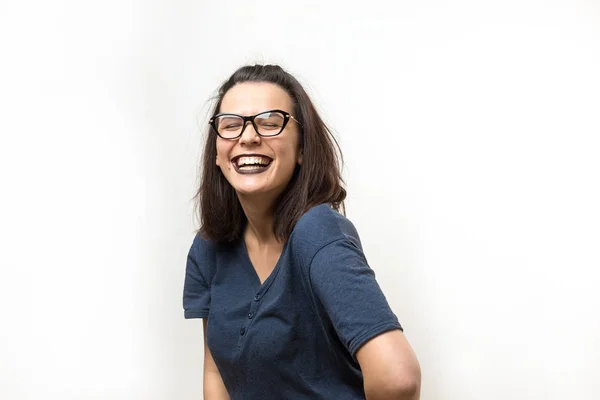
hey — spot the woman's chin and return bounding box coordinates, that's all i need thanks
[234,184,269,197]
[233,182,287,200]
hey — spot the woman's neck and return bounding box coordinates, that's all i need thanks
[238,193,279,248]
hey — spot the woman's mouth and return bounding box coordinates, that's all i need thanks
[231,155,273,174]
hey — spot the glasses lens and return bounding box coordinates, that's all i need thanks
[215,115,244,138]
[255,111,285,136]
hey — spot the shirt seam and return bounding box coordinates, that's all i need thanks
[301,236,348,353]
[307,236,348,269]
[184,309,209,319]
[348,320,403,358]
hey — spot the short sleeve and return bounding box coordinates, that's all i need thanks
[183,235,212,319]
[309,238,402,358]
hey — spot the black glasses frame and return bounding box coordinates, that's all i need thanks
[209,109,302,140]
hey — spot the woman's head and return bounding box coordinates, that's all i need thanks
[195,64,346,242]
[214,81,303,200]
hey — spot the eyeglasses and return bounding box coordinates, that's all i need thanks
[209,109,301,140]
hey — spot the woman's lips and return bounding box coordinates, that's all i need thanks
[232,160,273,175]
[231,154,273,175]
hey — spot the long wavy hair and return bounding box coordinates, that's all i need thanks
[194,64,346,243]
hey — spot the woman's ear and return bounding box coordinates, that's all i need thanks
[298,149,303,165]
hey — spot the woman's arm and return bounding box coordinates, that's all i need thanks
[356,329,421,400]
[202,319,230,400]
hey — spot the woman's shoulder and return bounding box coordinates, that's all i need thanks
[190,231,217,253]
[187,232,222,273]
[295,203,351,230]
[290,203,363,258]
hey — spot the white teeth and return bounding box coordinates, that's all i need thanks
[236,156,270,168]
[239,165,264,171]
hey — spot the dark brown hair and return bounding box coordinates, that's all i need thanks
[194,64,346,243]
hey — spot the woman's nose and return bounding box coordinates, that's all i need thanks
[238,121,261,145]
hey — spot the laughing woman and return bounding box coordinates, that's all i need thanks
[183,64,421,400]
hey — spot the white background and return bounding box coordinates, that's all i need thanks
[1,0,599,399]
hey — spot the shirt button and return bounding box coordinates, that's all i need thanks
[240,327,245,336]
[253,295,260,301]
[248,312,254,319]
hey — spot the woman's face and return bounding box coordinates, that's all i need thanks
[215,82,302,199]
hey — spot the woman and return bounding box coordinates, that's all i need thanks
[183,64,421,399]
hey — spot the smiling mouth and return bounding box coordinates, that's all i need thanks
[231,155,273,174]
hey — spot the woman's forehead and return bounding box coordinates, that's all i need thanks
[220,82,293,115]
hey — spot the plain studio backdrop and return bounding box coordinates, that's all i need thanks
[1,0,599,399]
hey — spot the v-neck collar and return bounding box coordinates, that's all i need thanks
[240,238,289,291]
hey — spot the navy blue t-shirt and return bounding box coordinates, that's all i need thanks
[183,203,402,399]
